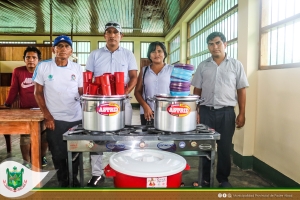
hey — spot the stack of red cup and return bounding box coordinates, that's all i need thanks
[82,71,125,96]
[83,71,93,94]
[94,76,103,95]
[114,72,125,95]
[100,74,112,95]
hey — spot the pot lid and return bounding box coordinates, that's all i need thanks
[81,94,127,101]
[154,94,202,102]
[109,149,186,177]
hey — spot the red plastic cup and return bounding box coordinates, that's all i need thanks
[101,74,111,86]
[115,82,125,95]
[98,85,103,95]
[114,72,124,83]
[103,73,116,95]
[110,83,116,95]
[94,76,102,85]
[83,71,93,83]
[102,84,112,95]
[87,83,99,95]
[110,76,116,95]
[83,82,90,94]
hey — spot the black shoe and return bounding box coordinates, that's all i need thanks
[86,175,105,187]
[201,180,210,188]
[219,181,232,188]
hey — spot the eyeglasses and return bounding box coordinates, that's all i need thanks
[56,44,71,49]
[105,23,121,29]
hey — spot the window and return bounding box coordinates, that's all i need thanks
[0,41,36,44]
[187,0,238,71]
[98,41,134,52]
[141,42,151,58]
[44,41,90,66]
[260,0,300,69]
[72,42,90,66]
[169,33,180,64]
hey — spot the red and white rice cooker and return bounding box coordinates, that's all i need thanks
[104,149,190,188]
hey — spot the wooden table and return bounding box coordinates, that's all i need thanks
[0,109,44,171]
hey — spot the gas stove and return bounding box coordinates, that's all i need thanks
[67,123,216,135]
[63,124,219,156]
[63,124,220,188]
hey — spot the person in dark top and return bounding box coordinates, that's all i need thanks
[4,46,48,169]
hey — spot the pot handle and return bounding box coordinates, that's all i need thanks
[196,97,205,104]
[146,96,155,103]
[74,97,83,102]
[185,163,191,171]
[104,164,116,177]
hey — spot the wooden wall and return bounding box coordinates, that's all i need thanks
[0,73,12,86]
[140,58,151,70]
[0,46,52,61]
[0,46,52,86]
[0,86,20,108]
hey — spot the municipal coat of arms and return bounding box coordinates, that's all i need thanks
[4,166,27,191]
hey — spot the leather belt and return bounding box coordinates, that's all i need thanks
[201,105,234,111]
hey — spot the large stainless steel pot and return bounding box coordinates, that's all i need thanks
[80,95,127,132]
[149,94,204,132]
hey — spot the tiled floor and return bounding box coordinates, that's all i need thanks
[0,108,274,188]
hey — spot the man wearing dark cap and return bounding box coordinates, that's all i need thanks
[33,35,83,187]
[85,21,138,187]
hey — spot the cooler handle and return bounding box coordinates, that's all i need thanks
[185,163,191,170]
[104,164,116,177]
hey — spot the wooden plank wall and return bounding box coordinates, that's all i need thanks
[0,46,52,86]
[0,46,52,61]
[0,87,20,108]
[140,58,151,71]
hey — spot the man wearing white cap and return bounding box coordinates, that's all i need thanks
[33,35,83,187]
[85,21,138,187]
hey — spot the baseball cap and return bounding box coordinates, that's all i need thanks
[104,21,122,33]
[53,35,72,47]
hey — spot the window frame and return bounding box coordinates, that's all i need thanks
[168,33,181,64]
[187,0,238,72]
[259,0,300,70]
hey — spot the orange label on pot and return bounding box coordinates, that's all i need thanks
[97,102,120,116]
[167,103,190,117]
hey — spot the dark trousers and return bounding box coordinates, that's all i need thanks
[46,120,81,184]
[199,106,236,183]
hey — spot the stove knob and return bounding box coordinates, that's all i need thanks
[87,141,94,148]
[191,141,197,147]
[139,141,146,148]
